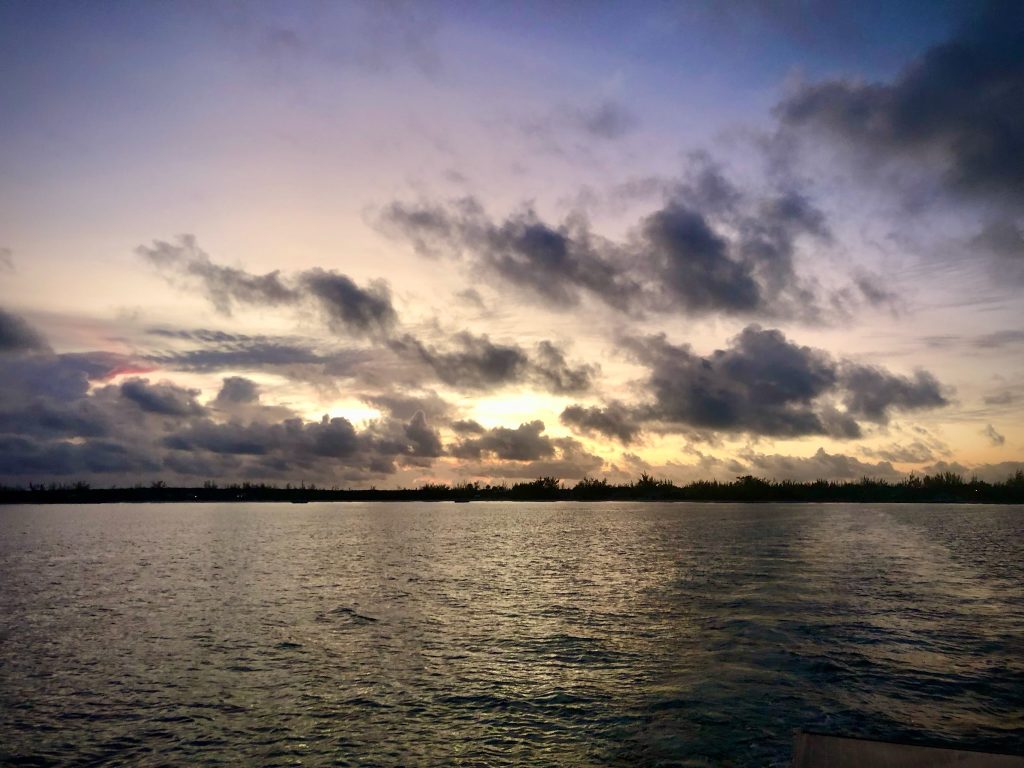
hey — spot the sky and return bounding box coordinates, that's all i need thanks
[1,0,1022,488]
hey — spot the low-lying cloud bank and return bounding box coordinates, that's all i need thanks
[0,307,962,487]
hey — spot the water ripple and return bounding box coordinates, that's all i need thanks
[0,501,1021,766]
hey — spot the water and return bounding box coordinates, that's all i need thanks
[1,502,1022,766]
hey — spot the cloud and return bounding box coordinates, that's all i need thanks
[403,411,444,457]
[163,420,278,456]
[560,402,641,444]
[215,376,260,405]
[983,423,1006,447]
[390,331,595,393]
[643,203,759,313]
[382,169,830,320]
[0,351,135,403]
[137,235,297,314]
[144,328,398,389]
[450,420,556,461]
[147,327,255,343]
[860,440,936,463]
[382,198,642,311]
[626,325,840,437]
[146,341,330,372]
[361,390,452,421]
[456,287,486,310]
[0,435,160,477]
[0,399,111,440]
[984,391,1015,406]
[448,420,604,479]
[571,100,637,140]
[851,271,902,312]
[973,218,1024,278]
[923,459,1024,483]
[120,378,205,417]
[739,447,903,482]
[450,419,485,435]
[138,235,398,337]
[839,364,947,423]
[300,269,397,336]
[778,3,1024,204]
[618,324,948,439]
[0,308,50,353]
[975,329,1024,349]
[162,410,445,474]
[0,247,12,272]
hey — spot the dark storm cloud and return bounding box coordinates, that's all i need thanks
[616,325,948,440]
[452,429,604,480]
[530,341,596,393]
[481,211,636,309]
[403,411,444,457]
[382,175,829,320]
[163,420,275,456]
[450,419,485,435]
[163,410,445,471]
[643,203,760,313]
[778,2,1024,204]
[0,399,111,440]
[838,364,947,423]
[0,435,159,477]
[120,378,205,417]
[300,269,397,336]
[559,402,641,444]
[215,376,260,405]
[0,308,50,353]
[0,351,137,403]
[361,390,452,421]
[390,332,595,394]
[0,331,534,483]
[138,236,398,337]
[626,325,839,437]
[449,420,556,461]
[381,198,643,311]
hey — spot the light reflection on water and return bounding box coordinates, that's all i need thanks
[0,502,1021,766]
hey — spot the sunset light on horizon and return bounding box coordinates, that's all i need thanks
[2,0,1022,489]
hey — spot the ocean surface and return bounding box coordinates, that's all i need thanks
[1,502,1022,767]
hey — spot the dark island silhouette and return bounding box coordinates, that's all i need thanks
[1,470,1023,505]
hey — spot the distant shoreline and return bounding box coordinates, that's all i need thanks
[3,471,1023,505]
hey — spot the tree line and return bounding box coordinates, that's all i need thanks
[1,470,1023,504]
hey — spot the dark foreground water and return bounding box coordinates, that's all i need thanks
[1,503,1022,767]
